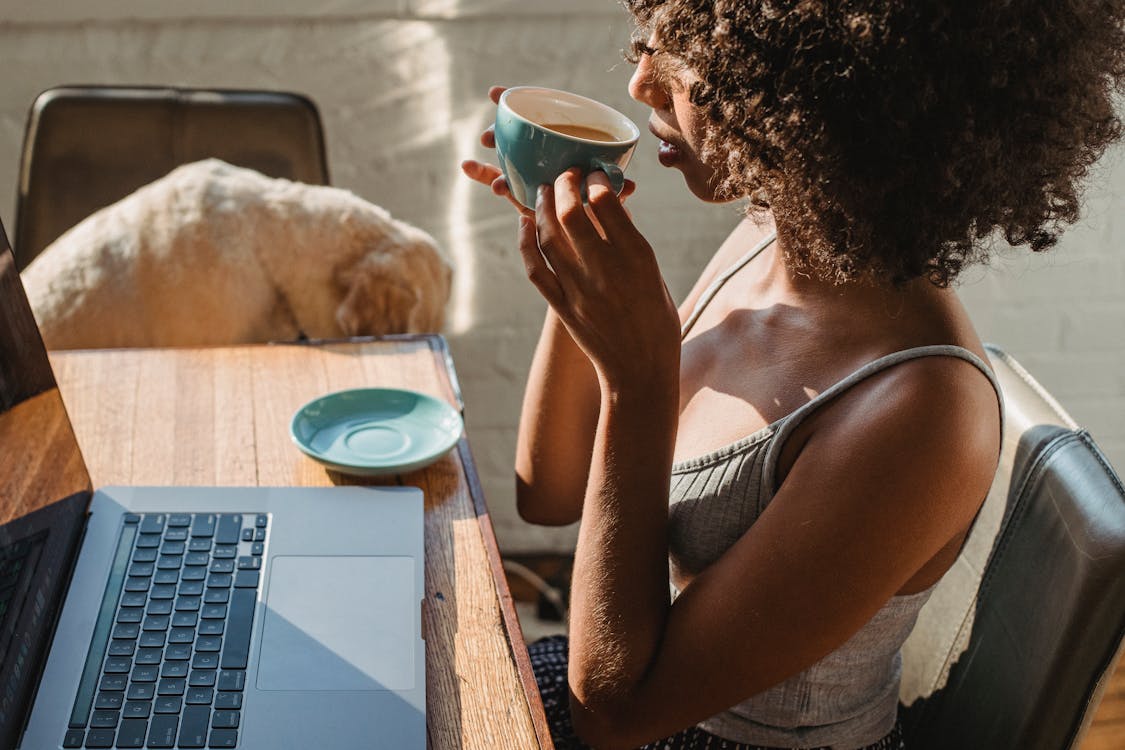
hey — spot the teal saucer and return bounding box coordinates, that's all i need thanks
[290,388,463,477]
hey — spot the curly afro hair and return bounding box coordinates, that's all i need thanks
[624,0,1125,285]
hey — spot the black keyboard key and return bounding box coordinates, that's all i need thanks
[169,628,196,644]
[240,529,252,543]
[117,609,143,624]
[125,578,151,593]
[132,666,159,683]
[136,534,162,549]
[173,611,199,628]
[192,652,219,670]
[105,656,133,672]
[255,514,267,528]
[207,729,237,748]
[215,515,242,545]
[195,636,222,652]
[128,683,156,701]
[252,528,265,542]
[185,552,209,567]
[211,546,237,560]
[216,671,244,691]
[117,718,148,748]
[206,574,232,589]
[161,541,186,556]
[109,640,136,657]
[168,514,192,528]
[140,515,166,534]
[175,597,201,612]
[157,678,186,696]
[147,599,174,616]
[95,691,123,710]
[100,674,127,691]
[189,670,217,687]
[161,662,189,678]
[139,632,166,648]
[198,620,224,636]
[133,548,159,564]
[135,648,163,665]
[250,542,264,556]
[91,709,120,728]
[64,728,86,747]
[157,556,183,571]
[129,563,155,578]
[122,592,148,608]
[203,589,229,605]
[185,686,213,704]
[178,706,210,747]
[188,538,212,553]
[181,567,206,582]
[85,728,115,747]
[153,696,182,714]
[124,514,141,524]
[150,584,177,599]
[165,644,193,660]
[220,590,254,670]
[191,515,216,539]
[236,557,261,570]
[163,528,189,542]
[113,620,140,638]
[213,692,241,710]
[147,715,178,748]
[178,581,204,596]
[209,559,234,574]
[154,570,180,585]
[143,615,170,631]
[210,711,239,729]
[123,701,152,719]
[201,604,227,620]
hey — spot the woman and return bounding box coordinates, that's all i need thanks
[462,2,1125,748]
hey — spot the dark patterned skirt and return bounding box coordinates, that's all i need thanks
[528,635,905,750]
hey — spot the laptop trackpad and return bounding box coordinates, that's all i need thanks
[257,555,416,691]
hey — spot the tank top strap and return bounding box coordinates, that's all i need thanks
[681,231,778,339]
[761,344,1005,494]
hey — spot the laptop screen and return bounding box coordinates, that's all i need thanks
[0,218,92,746]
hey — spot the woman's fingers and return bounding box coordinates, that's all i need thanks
[461,159,502,186]
[585,171,648,250]
[517,214,565,308]
[552,169,603,250]
[488,86,506,105]
[480,125,496,149]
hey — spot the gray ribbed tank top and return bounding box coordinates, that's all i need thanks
[670,233,1002,749]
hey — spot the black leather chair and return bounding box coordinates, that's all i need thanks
[13,85,330,271]
[899,344,1125,749]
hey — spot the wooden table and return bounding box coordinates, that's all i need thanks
[49,335,553,750]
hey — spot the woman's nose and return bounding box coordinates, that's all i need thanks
[628,54,671,110]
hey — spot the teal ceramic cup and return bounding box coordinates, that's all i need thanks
[494,86,641,209]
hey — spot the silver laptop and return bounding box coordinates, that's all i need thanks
[0,220,426,749]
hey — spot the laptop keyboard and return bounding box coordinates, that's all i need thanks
[63,513,267,749]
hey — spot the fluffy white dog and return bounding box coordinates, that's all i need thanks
[21,159,452,349]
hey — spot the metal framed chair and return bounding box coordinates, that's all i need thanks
[13,85,330,271]
[899,343,1125,749]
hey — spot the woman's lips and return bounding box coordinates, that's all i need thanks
[649,123,683,167]
[657,139,682,167]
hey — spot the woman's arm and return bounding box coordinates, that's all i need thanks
[514,308,601,525]
[522,170,1000,750]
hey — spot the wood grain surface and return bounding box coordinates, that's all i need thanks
[49,336,552,750]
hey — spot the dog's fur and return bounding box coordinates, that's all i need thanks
[21,159,452,349]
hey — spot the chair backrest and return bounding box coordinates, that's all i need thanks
[900,344,1125,749]
[13,85,330,271]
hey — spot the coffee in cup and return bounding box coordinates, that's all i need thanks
[494,87,640,209]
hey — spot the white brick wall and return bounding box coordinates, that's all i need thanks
[1,6,1121,553]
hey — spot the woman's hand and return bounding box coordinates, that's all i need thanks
[519,167,680,390]
[460,86,635,216]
